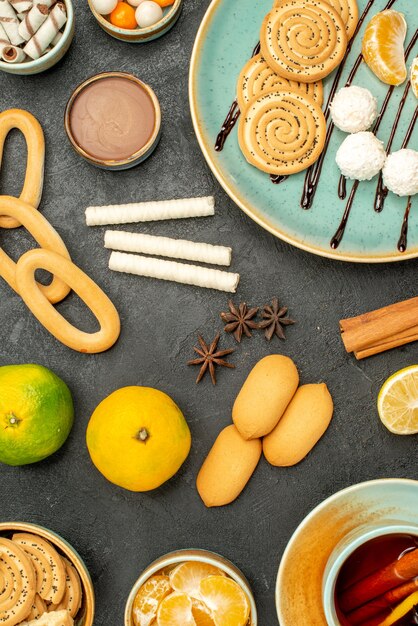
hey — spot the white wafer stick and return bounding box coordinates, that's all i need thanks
[18,3,48,40]
[109,252,240,293]
[51,28,61,45]
[86,196,215,226]
[23,0,65,59]
[10,0,32,11]
[104,231,232,267]
[0,0,24,45]
[1,41,25,60]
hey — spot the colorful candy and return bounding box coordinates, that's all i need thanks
[109,1,137,28]
[135,1,162,27]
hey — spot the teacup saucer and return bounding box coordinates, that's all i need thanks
[275,479,418,626]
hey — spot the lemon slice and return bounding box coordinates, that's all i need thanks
[411,57,418,99]
[377,365,418,435]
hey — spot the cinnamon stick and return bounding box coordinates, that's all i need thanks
[348,578,418,624]
[339,548,418,613]
[340,296,418,359]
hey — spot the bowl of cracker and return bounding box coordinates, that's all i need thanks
[0,521,94,626]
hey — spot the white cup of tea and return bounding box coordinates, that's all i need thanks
[322,522,418,626]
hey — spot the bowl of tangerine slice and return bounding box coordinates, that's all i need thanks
[125,549,257,626]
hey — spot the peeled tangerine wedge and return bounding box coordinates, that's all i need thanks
[411,57,418,99]
[199,576,250,626]
[132,575,172,626]
[170,562,225,599]
[157,592,196,626]
[377,365,418,435]
[362,10,407,85]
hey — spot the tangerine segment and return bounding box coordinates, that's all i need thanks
[411,57,418,99]
[170,562,225,599]
[132,575,172,626]
[362,10,407,86]
[199,576,250,626]
[157,592,196,626]
[192,599,216,626]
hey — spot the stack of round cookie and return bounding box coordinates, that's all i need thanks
[237,0,358,176]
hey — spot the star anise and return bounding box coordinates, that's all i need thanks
[188,333,235,385]
[259,297,295,341]
[220,300,259,342]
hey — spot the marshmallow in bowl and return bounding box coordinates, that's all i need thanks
[336,132,386,181]
[330,86,378,133]
[382,149,418,197]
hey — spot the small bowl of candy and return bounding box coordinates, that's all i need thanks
[0,0,74,75]
[0,520,95,625]
[125,549,257,626]
[88,0,182,43]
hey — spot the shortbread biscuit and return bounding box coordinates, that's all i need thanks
[49,558,82,618]
[261,0,347,82]
[238,89,326,175]
[0,537,36,626]
[12,534,67,605]
[274,0,359,39]
[237,54,323,111]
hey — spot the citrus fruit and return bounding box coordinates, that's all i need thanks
[362,10,407,86]
[199,576,250,626]
[86,386,191,491]
[110,2,137,28]
[170,562,225,599]
[377,365,418,435]
[191,599,216,626]
[0,364,74,466]
[157,592,196,626]
[411,57,418,99]
[132,575,172,626]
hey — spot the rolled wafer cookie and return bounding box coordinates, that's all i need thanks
[273,0,358,39]
[18,3,48,41]
[237,54,323,112]
[0,537,36,626]
[105,230,232,266]
[0,0,24,45]
[238,89,326,175]
[85,196,215,226]
[261,0,347,82]
[23,1,66,59]
[0,20,25,61]
[9,0,32,12]
[109,251,240,293]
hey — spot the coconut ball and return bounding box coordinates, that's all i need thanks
[92,0,118,14]
[330,86,378,133]
[382,149,418,197]
[336,132,386,181]
[135,1,163,27]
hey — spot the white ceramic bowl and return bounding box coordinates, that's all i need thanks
[323,522,418,626]
[124,549,257,625]
[0,0,74,76]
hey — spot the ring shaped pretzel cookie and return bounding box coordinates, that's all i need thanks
[261,0,347,83]
[16,249,121,354]
[0,109,45,229]
[0,196,71,303]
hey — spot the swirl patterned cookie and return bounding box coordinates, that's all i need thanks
[238,89,326,175]
[261,0,347,82]
[237,54,323,112]
[274,0,359,40]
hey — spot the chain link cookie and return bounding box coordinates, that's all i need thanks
[237,54,323,112]
[238,89,326,175]
[261,0,347,82]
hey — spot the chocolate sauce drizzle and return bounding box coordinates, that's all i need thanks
[398,197,412,253]
[215,41,260,152]
[374,81,411,212]
[301,0,376,209]
[330,29,418,250]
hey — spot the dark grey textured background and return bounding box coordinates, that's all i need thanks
[0,1,417,624]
